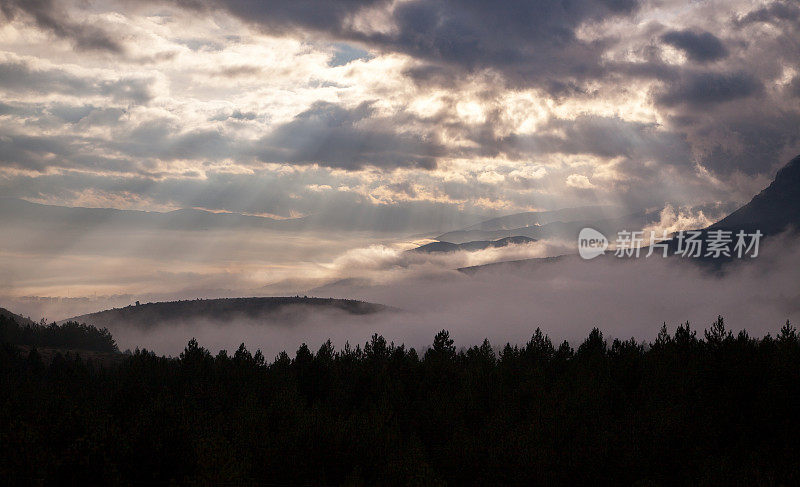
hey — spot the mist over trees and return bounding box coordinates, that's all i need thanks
[2,316,800,484]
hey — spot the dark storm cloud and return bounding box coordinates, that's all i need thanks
[0,133,73,171]
[457,114,691,169]
[0,129,143,173]
[735,1,800,27]
[0,0,123,53]
[194,0,796,185]
[536,116,691,164]
[200,0,640,90]
[655,71,762,107]
[0,96,446,173]
[693,110,800,176]
[0,0,797,215]
[112,118,234,161]
[0,59,154,104]
[366,0,636,84]
[0,109,231,173]
[0,59,92,93]
[253,101,444,170]
[789,77,800,98]
[661,30,728,63]
[205,0,387,34]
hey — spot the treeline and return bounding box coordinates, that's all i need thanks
[0,314,118,352]
[2,317,800,485]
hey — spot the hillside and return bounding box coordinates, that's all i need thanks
[710,154,800,235]
[411,236,535,253]
[0,306,37,326]
[66,297,391,330]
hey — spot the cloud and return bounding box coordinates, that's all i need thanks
[253,101,444,170]
[205,0,388,34]
[566,174,595,189]
[0,0,798,223]
[109,118,233,161]
[361,0,639,91]
[691,110,800,176]
[661,29,728,63]
[192,0,642,93]
[642,204,716,235]
[0,0,123,53]
[735,1,800,27]
[0,58,153,104]
[654,71,762,107]
[789,76,800,98]
[485,115,692,171]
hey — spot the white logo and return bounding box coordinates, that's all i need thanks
[578,227,608,260]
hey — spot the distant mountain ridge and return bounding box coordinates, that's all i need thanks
[411,236,536,253]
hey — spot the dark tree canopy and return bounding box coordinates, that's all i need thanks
[2,316,800,485]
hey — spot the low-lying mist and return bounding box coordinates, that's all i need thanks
[102,234,800,358]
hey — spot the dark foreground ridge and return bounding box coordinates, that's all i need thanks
[0,309,117,353]
[67,296,390,329]
[3,316,800,484]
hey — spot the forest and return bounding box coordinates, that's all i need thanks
[0,314,118,353]
[2,316,800,485]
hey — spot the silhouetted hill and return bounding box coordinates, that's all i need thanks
[0,306,36,327]
[66,297,391,330]
[710,154,800,235]
[411,236,535,253]
[1,307,118,353]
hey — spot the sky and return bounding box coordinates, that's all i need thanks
[1,0,798,217]
[0,0,799,325]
